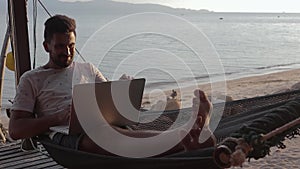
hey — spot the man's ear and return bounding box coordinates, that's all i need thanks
[43,41,49,52]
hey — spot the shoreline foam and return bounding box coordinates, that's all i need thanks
[143,68,300,109]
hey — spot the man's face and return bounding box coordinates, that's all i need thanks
[44,32,76,68]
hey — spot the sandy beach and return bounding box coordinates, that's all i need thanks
[143,69,300,168]
[143,69,300,110]
[224,70,300,168]
[1,69,300,168]
[221,69,300,168]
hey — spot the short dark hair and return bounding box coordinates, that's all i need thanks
[44,14,76,42]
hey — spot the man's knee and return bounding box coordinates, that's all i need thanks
[51,132,83,149]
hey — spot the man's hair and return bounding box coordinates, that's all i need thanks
[44,14,76,42]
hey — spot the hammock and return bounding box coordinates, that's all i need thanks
[39,89,300,169]
[40,137,218,169]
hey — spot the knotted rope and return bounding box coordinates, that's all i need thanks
[214,97,300,168]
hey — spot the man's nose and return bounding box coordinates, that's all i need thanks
[64,46,71,56]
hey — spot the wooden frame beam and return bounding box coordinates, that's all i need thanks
[8,0,31,84]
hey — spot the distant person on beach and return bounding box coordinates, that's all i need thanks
[8,14,215,156]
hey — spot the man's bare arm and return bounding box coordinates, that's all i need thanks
[9,110,69,140]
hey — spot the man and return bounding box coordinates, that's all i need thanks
[9,15,215,156]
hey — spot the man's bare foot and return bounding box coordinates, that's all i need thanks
[181,89,215,151]
[192,89,212,125]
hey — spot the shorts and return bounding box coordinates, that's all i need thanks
[50,132,84,150]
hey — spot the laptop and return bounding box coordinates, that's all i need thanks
[50,78,145,135]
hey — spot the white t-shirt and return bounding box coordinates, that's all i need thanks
[12,62,107,117]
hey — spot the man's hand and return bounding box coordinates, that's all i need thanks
[55,111,70,125]
[119,74,134,80]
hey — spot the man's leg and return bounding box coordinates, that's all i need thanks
[78,134,114,155]
[77,89,215,156]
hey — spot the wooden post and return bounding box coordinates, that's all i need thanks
[8,0,34,150]
[8,0,31,84]
[0,25,10,108]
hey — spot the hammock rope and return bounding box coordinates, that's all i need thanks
[234,98,300,159]
[214,97,300,168]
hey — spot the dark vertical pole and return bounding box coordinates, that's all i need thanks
[0,25,10,108]
[8,0,31,84]
[8,0,34,149]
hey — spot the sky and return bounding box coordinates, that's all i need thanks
[62,0,300,13]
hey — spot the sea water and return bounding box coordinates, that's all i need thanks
[1,1,300,108]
